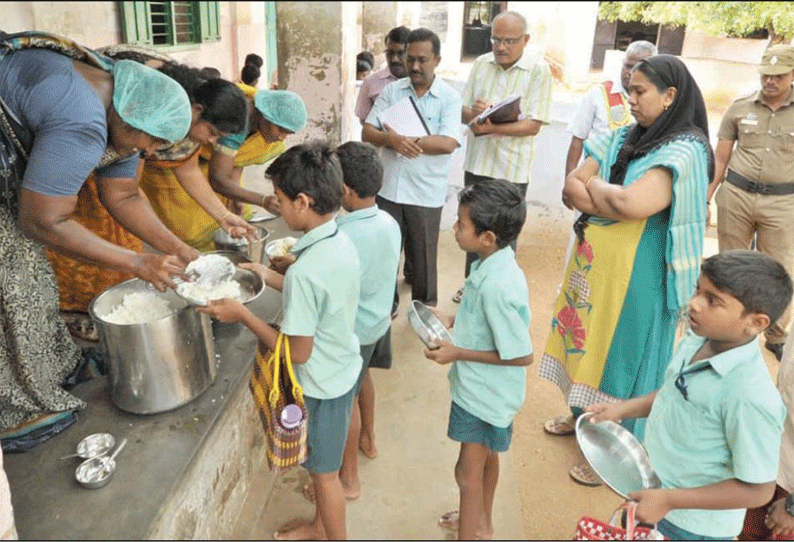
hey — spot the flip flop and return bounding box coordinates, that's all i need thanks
[543,415,576,436]
[438,510,459,531]
[569,462,602,487]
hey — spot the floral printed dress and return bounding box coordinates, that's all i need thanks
[540,127,709,440]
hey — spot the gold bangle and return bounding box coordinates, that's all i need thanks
[261,194,268,208]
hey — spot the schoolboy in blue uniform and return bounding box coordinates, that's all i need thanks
[198,141,362,541]
[335,141,401,497]
[588,250,792,540]
[425,179,533,540]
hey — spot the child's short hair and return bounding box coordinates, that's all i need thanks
[335,141,383,198]
[701,250,793,323]
[458,179,526,248]
[265,140,343,215]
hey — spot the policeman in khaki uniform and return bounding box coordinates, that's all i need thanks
[708,44,794,360]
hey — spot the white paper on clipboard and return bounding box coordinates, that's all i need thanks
[377,96,431,138]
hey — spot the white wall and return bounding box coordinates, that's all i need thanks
[509,1,599,87]
[0,2,270,85]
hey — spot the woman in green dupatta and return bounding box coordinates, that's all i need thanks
[540,55,714,486]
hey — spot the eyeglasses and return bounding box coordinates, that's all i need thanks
[490,37,523,47]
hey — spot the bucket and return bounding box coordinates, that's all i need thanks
[88,279,217,414]
[213,225,270,264]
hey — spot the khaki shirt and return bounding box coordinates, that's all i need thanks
[717,88,794,184]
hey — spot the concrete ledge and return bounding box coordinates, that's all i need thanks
[5,219,295,540]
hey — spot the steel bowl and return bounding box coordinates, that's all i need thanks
[406,300,453,350]
[202,250,252,266]
[175,267,265,307]
[575,413,661,499]
[213,225,270,264]
[75,456,116,489]
[76,433,115,460]
[265,237,298,261]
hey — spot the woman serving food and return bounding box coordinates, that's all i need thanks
[0,31,195,448]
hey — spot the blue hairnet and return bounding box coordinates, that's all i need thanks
[111,60,192,143]
[254,90,307,133]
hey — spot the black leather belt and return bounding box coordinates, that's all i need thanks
[726,170,794,195]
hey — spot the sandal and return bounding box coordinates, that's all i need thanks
[452,288,464,303]
[543,415,576,436]
[569,462,602,487]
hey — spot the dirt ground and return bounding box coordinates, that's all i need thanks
[239,166,779,540]
[510,211,779,539]
[510,211,626,538]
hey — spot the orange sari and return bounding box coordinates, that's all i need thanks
[46,167,143,313]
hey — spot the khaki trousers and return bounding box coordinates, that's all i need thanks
[715,180,794,344]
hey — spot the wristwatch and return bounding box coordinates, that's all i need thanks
[785,493,794,517]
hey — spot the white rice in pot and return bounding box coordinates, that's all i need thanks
[100,291,176,325]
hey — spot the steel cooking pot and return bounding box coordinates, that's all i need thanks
[88,279,217,414]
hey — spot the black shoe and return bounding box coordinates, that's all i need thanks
[766,341,784,361]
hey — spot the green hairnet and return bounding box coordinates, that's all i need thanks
[254,90,307,133]
[111,59,192,143]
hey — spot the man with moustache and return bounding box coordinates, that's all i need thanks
[363,27,462,310]
[453,10,552,303]
[707,44,794,361]
[355,26,411,124]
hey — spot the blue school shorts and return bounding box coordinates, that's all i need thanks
[302,383,356,474]
[352,328,392,396]
[656,519,726,540]
[447,401,513,453]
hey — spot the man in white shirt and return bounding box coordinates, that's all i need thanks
[563,40,657,180]
[555,41,657,288]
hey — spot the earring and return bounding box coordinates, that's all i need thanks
[664,104,669,111]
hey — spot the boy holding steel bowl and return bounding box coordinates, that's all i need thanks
[587,250,791,540]
[198,141,362,541]
[424,179,533,540]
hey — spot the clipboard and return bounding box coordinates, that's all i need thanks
[469,94,522,136]
[377,96,431,138]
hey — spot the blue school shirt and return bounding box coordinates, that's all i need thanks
[448,247,532,428]
[336,206,401,345]
[644,331,786,538]
[365,77,462,208]
[279,220,363,399]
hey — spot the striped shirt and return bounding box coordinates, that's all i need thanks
[462,50,553,185]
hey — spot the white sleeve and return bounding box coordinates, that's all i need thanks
[566,86,599,140]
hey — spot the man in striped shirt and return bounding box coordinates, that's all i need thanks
[455,11,552,302]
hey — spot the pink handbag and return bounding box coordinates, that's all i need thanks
[574,501,667,540]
